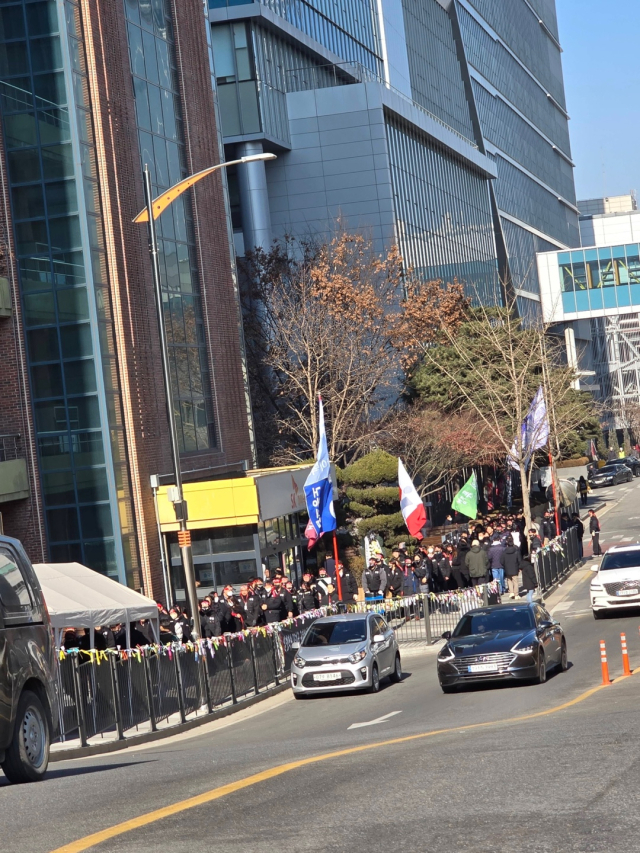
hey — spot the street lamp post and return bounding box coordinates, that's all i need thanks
[135,152,276,639]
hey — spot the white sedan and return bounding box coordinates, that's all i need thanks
[591,545,640,618]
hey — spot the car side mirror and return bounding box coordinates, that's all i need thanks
[441,631,452,640]
[537,620,553,633]
[372,634,385,644]
[291,641,300,650]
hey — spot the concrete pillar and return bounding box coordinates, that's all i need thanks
[237,141,272,252]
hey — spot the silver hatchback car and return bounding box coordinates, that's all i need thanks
[290,612,402,697]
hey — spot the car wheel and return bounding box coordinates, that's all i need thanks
[537,652,547,684]
[368,663,380,693]
[560,640,568,672]
[1,690,50,784]
[390,653,402,683]
[441,683,456,694]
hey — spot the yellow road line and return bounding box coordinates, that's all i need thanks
[50,674,635,853]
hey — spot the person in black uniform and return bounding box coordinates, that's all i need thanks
[362,558,386,600]
[589,509,602,556]
[386,560,405,598]
[297,580,317,612]
[337,563,359,602]
[261,580,288,623]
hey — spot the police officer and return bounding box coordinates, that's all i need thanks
[362,557,386,601]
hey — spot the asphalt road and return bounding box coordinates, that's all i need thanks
[3,479,640,853]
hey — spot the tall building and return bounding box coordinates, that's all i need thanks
[209,0,579,315]
[0,0,254,595]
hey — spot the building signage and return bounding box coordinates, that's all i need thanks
[255,467,312,521]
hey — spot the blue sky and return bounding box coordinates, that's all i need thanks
[557,0,640,201]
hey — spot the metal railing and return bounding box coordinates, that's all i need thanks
[54,622,300,747]
[0,434,21,462]
[533,525,580,593]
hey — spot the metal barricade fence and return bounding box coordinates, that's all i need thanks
[533,526,579,594]
[348,587,493,645]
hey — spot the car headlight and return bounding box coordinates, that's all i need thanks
[293,655,307,668]
[348,650,367,664]
[590,584,603,592]
[511,639,536,655]
[437,645,455,662]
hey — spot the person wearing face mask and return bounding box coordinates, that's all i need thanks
[221,585,244,633]
[297,580,317,612]
[239,583,262,628]
[315,567,335,607]
[261,580,287,624]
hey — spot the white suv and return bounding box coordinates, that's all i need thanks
[591,545,640,618]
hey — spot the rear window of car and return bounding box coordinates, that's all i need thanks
[600,552,640,570]
[452,608,534,636]
[303,620,367,646]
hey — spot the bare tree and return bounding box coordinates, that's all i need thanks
[240,231,467,466]
[377,406,502,496]
[407,292,598,528]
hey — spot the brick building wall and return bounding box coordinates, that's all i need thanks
[77,0,252,597]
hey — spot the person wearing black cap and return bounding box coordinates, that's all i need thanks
[337,563,358,602]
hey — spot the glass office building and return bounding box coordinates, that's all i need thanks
[0,0,253,594]
[209,0,578,311]
[538,234,640,430]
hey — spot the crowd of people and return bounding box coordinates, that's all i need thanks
[61,504,589,651]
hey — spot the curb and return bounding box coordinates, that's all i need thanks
[50,682,290,763]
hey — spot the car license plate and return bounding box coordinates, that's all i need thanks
[617,589,639,597]
[314,672,341,681]
[468,663,498,673]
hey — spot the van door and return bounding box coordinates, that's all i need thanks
[0,545,41,751]
[0,604,10,750]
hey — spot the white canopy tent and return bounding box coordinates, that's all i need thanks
[33,562,160,649]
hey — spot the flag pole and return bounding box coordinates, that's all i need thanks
[332,530,343,601]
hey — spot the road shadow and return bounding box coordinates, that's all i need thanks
[0,759,155,785]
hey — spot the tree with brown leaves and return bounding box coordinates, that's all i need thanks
[240,230,467,466]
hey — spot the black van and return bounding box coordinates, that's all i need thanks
[0,534,58,783]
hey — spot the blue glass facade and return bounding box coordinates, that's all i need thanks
[0,0,134,581]
[558,245,640,315]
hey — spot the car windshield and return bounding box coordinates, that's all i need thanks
[452,608,534,637]
[303,620,368,646]
[600,552,640,570]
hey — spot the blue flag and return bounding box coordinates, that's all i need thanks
[304,399,336,546]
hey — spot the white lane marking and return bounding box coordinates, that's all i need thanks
[348,711,403,730]
[565,609,592,617]
[611,535,624,540]
[621,537,634,542]
[552,601,575,612]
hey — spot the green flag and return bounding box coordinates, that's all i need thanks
[451,473,478,519]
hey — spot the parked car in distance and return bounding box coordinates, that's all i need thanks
[620,457,640,477]
[591,545,640,618]
[0,535,58,783]
[437,603,567,692]
[588,463,633,488]
[290,612,402,697]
